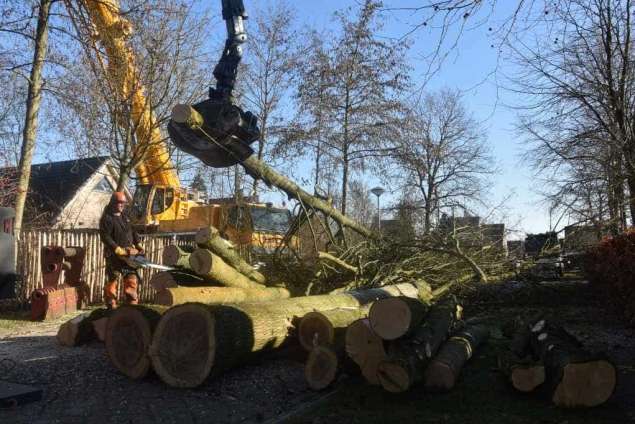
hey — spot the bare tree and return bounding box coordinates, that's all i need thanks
[289,0,409,214]
[393,89,494,233]
[511,0,635,232]
[12,0,52,236]
[56,0,214,190]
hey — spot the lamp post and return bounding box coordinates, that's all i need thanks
[370,186,385,232]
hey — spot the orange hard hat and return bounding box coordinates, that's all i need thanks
[112,191,128,203]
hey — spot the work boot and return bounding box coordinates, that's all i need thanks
[123,274,139,305]
[104,280,118,309]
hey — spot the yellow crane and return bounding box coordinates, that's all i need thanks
[72,0,295,255]
[75,0,190,228]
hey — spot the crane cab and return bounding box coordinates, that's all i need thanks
[130,184,193,230]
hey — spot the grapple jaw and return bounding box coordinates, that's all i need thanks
[167,98,259,168]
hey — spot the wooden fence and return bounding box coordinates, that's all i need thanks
[16,230,193,304]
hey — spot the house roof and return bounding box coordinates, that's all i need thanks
[0,156,110,226]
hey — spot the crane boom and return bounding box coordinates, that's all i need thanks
[81,0,179,189]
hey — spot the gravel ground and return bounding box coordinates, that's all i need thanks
[1,279,634,424]
[0,318,315,424]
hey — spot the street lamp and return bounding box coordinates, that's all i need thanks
[370,186,385,231]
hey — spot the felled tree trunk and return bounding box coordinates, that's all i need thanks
[195,226,267,285]
[375,300,459,393]
[498,350,546,393]
[149,270,207,292]
[423,324,490,392]
[155,285,290,306]
[105,305,168,380]
[57,308,110,347]
[162,245,194,269]
[150,281,431,388]
[369,297,429,340]
[189,248,266,290]
[345,318,387,385]
[298,306,369,351]
[172,105,376,239]
[528,319,616,407]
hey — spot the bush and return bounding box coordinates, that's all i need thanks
[584,229,635,324]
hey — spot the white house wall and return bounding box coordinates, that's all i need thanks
[53,163,117,230]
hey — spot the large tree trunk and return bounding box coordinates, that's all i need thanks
[189,248,265,290]
[195,226,266,284]
[14,0,52,236]
[528,319,616,407]
[423,324,490,392]
[298,306,370,351]
[149,281,431,388]
[105,305,168,380]
[155,285,291,306]
[376,300,459,393]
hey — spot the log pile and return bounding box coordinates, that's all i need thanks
[152,227,291,306]
[498,316,616,408]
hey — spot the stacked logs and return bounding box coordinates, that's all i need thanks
[298,292,490,393]
[148,281,434,388]
[152,226,290,306]
[499,316,616,408]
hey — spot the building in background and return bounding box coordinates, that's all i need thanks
[0,157,126,230]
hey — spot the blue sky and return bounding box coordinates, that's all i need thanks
[252,0,551,236]
[29,0,552,237]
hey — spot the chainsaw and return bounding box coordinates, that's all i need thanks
[120,255,174,272]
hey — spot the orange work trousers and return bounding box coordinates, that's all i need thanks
[104,273,139,308]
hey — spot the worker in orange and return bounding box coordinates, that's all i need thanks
[99,191,144,309]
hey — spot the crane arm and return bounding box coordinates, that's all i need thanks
[76,0,180,189]
[167,0,260,169]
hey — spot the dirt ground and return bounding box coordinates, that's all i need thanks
[1,278,634,424]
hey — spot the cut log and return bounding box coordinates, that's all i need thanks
[345,318,387,385]
[498,351,545,393]
[162,245,194,268]
[528,319,616,408]
[369,297,429,340]
[195,226,267,285]
[189,248,266,290]
[305,345,340,390]
[376,300,459,393]
[150,281,431,388]
[298,306,369,351]
[57,308,110,347]
[105,305,168,380]
[155,285,291,306]
[92,317,109,342]
[423,324,490,392]
[149,270,207,292]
